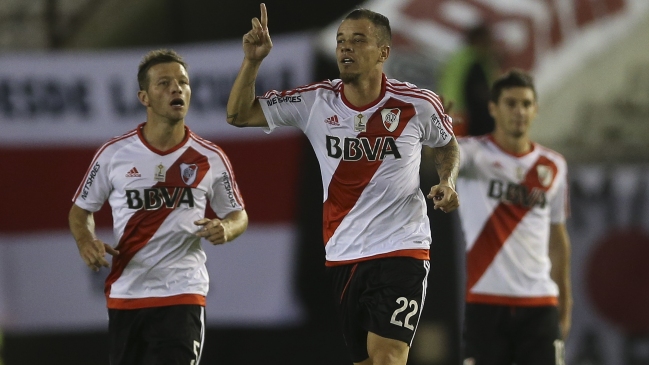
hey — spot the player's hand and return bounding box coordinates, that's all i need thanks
[195,218,229,245]
[76,238,119,272]
[427,183,459,213]
[242,3,273,62]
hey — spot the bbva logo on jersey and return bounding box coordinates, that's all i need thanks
[488,180,547,209]
[126,187,195,210]
[326,135,401,161]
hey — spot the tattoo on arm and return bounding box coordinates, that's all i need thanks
[227,75,257,127]
[433,137,460,187]
[226,112,242,126]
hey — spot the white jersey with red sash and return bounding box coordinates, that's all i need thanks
[259,75,453,265]
[457,135,569,306]
[72,123,245,309]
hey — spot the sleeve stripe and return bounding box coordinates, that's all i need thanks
[260,80,337,99]
[385,84,455,137]
[72,130,137,202]
[190,134,246,209]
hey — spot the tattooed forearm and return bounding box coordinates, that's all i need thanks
[432,136,460,188]
[226,112,242,126]
[226,58,266,127]
[226,78,256,127]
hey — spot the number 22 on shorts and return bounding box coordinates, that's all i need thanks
[390,297,419,330]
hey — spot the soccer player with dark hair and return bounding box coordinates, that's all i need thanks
[457,69,572,365]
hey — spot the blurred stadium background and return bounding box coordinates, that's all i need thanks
[1,0,648,364]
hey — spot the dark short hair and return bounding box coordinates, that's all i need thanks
[344,8,392,46]
[137,49,188,91]
[490,69,537,103]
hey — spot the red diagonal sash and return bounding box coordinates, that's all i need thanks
[466,155,557,290]
[105,147,209,298]
[322,98,415,245]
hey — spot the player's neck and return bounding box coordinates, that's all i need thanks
[492,131,532,155]
[343,72,383,108]
[142,119,186,152]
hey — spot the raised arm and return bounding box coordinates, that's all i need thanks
[226,3,273,128]
[549,222,573,340]
[69,204,119,271]
[427,136,460,212]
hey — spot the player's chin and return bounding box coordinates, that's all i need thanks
[340,71,360,84]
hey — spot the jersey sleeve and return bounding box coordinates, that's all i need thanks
[258,85,318,133]
[457,136,476,172]
[208,154,245,219]
[549,161,569,224]
[72,147,113,212]
[420,93,455,148]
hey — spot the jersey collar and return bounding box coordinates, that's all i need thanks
[487,134,536,158]
[137,122,191,156]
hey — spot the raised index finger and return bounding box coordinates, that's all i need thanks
[260,3,268,30]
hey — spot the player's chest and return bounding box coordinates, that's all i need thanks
[110,152,210,192]
[474,153,530,182]
[474,152,557,209]
[309,106,421,161]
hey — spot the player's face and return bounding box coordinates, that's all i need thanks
[336,18,388,84]
[139,62,191,123]
[489,87,537,138]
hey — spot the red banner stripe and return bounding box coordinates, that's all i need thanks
[0,136,301,234]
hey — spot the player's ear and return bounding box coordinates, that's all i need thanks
[488,100,497,119]
[138,90,149,107]
[379,45,390,62]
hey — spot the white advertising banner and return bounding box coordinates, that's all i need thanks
[0,226,303,333]
[0,34,311,146]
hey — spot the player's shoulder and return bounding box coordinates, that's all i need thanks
[534,142,567,166]
[457,134,491,149]
[301,79,342,99]
[188,131,225,156]
[385,78,439,97]
[294,78,340,92]
[259,79,341,105]
[95,127,140,157]
[385,77,443,109]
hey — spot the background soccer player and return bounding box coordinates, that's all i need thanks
[225,4,459,365]
[456,69,572,365]
[69,49,248,365]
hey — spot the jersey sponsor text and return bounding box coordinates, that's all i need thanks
[265,95,302,106]
[326,135,401,161]
[222,171,237,208]
[81,162,100,200]
[488,179,547,208]
[431,114,450,141]
[126,187,195,210]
